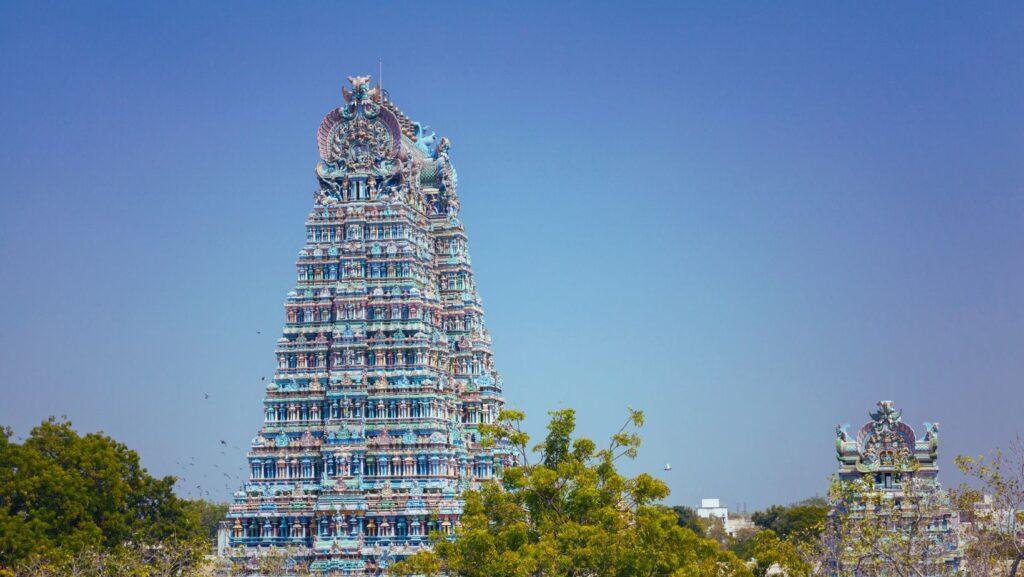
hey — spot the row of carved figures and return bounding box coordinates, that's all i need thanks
[231,513,460,543]
[264,398,459,422]
[275,351,493,374]
[248,454,488,480]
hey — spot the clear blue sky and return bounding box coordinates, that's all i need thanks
[1,1,1021,509]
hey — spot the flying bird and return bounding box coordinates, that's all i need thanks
[204,393,209,400]
[664,463,672,471]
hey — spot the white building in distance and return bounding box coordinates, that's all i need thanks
[697,498,729,522]
[697,498,755,537]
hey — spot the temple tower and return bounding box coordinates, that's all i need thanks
[833,401,960,574]
[224,76,509,576]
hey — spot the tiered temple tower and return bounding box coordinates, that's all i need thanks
[225,76,509,575]
[834,401,960,572]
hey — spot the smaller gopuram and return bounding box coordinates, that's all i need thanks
[833,401,960,574]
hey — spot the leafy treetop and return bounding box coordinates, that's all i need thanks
[393,408,752,577]
[0,418,207,570]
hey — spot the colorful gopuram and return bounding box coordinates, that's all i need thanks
[224,76,509,575]
[835,400,942,489]
[834,401,960,572]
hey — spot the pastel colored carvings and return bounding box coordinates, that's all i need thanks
[835,400,940,475]
[225,76,510,576]
[834,401,960,571]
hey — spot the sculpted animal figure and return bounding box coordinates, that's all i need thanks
[342,75,379,103]
[412,122,437,154]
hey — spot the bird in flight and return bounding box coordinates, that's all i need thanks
[664,463,672,471]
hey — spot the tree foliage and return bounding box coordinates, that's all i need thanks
[746,530,810,577]
[7,540,211,577]
[671,506,705,537]
[751,502,827,544]
[723,527,759,563]
[0,419,208,572]
[184,499,229,541]
[953,437,1024,577]
[393,408,752,577]
[804,475,959,577]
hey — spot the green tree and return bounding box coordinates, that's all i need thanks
[726,527,760,562]
[752,503,827,544]
[671,505,705,537]
[9,539,211,577]
[0,419,204,570]
[751,506,784,535]
[953,437,1024,577]
[747,530,810,577]
[792,496,827,509]
[393,408,752,577]
[184,499,229,540]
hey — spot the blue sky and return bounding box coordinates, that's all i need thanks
[1,1,1021,509]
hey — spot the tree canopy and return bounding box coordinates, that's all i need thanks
[751,502,827,544]
[953,438,1024,577]
[671,506,705,537]
[393,408,752,577]
[0,418,208,570]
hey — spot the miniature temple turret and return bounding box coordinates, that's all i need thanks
[225,76,510,575]
[835,400,941,491]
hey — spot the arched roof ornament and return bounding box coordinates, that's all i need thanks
[316,75,403,173]
[835,400,940,474]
